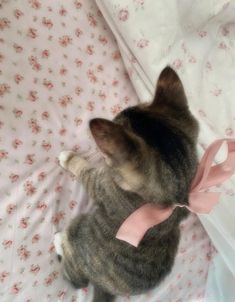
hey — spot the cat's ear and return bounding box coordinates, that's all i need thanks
[151,67,188,109]
[89,118,136,164]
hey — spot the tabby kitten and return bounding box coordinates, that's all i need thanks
[55,67,199,302]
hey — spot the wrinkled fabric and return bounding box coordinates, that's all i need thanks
[0,0,218,301]
[95,0,235,301]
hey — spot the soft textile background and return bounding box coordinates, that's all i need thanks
[0,0,218,301]
[95,0,235,300]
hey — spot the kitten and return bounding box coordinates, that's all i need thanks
[55,67,199,302]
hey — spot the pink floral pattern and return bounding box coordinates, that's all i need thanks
[0,0,221,301]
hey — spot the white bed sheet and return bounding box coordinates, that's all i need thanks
[0,1,215,301]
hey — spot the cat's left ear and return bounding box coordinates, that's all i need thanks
[89,118,136,164]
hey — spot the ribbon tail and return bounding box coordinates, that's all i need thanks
[189,192,221,214]
[116,204,174,247]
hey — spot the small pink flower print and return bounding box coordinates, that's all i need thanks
[173,59,183,69]
[118,9,129,21]
[222,26,229,36]
[13,108,23,118]
[42,17,53,29]
[59,35,72,47]
[44,271,59,286]
[111,104,122,115]
[43,79,54,90]
[29,0,41,9]
[189,56,196,63]
[30,264,40,275]
[124,96,130,104]
[59,128,67,136]
[41,111,49,120]
[48,244,55,254]
[0,18,10,30]
[9,173,20,183]
[74,1,82,9]
[0,271,9,283]
[75,86,83,96]
[86,45,94,55]
[27,90,38,102]
[219,42,227,49]
[36,201,48,210]
[58,291,67,299]
[197,30,207,38]
[75,58,83,67]
[17,245,31,260]
[98,90,106,100]
[41,141,52,151]
[206,61,212,70]
[14,9,24,19]
[28,56,41,71]
[136,39,149,48]
[19,217,30,228]
[74,117,82,126]
[32,234,40,243]
[0,53,4,62]
[13,43,23,53]
[24,154,35,165]
[75,27,83,38]
[12,138,23,149]
[87,69,97,83]
[2,239,13,249]
[0,83,10,97]
[59,66,67,75]
[97,64,104,72]
[55,184,63,192]
[112,50,121,61]
[14,74,24,84]
[38,172,46,181]
[70,296,78,302]
[87,13,97,27]
[134,0,145,6]
[6,203,17,214]
[27,28,38,39]
[59,95,72,107]
[72,144,80,152]
[98,35,108,45]
[51,211,65,225]
[59,6,67,16]
[69,200,78,210]
[11,282,22,294]
[112,79,119,86]
[41,49,50,58]
[87,101,95,111]
[24,181,36,196]
[28,118,41,133]
[0,149,8,160]
[211,88,222,96]
[225,128,233,136]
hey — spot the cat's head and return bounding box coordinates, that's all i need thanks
[89,67,199,206]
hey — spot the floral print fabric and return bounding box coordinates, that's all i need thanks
[0,1,215,301]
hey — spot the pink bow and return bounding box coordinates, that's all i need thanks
[116,139,235,247]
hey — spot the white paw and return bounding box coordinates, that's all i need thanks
[54,232,64,257]
[59,151,76,168]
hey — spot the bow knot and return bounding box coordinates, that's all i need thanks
[116,139,235,247]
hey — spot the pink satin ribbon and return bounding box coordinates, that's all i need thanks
[116,139,235,247]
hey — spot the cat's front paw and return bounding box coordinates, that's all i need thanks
[54,232,64,261]
[59,151,76,169]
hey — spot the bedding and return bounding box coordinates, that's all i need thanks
[0,1,216,301]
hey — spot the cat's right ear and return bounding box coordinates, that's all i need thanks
[151,66,188,110]
[89,118,136,164]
